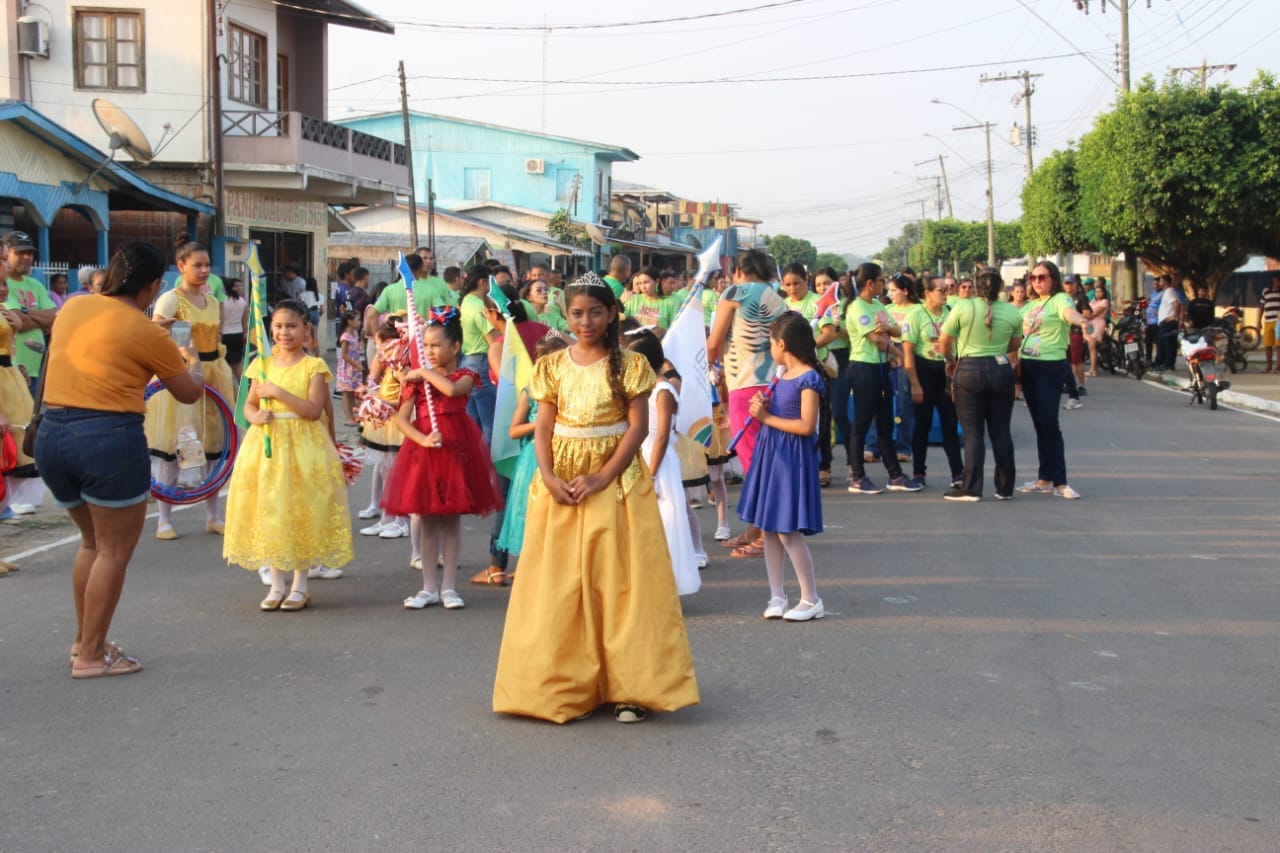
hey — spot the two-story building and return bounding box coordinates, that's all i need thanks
[0,0,410,282]
[337,111,639,231]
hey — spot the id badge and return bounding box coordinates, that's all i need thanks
[995,354,1009,366]
[1023,335,1041,358]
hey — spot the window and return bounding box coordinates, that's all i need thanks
[227,24,267,107]
[463,168,491,201]
[277,55,289,113]
[74,9,145,91]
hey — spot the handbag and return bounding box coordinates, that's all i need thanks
[947,302,980,403]
[22,343,49,460]
[820,351,839,379]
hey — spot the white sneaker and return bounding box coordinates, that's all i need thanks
[357,505,380,519]
[763,596,788,619]
[714,526,731,541]
[694,551,708,569]
[441,589,465,610]
[258,565,272,586]
[308,565,344,580]
[403,589,439,609]
[1053,484,1082,500]
[9,504,36,515]
[359,521,387,536]
[1064,398,1083,410]
[783,598,825,622]
[379,521,409,539]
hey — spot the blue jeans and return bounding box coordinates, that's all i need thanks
[35,408,151,508]
[460,353,496,447]
[953,357,1016,497]
[1020,358,1068,486]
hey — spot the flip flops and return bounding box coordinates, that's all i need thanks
[71,647,142,680]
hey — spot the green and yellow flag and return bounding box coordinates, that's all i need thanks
[234,245,273,455]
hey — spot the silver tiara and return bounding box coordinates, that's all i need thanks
[574,271,609,290]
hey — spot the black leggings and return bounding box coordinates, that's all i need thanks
[846,361,903,480]
[910,358,962,480]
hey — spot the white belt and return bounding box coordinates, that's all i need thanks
[270,411,300,420]
[553,421,627,438]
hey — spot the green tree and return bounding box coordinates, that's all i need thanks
[1023,73,1280,295]
[1020,149,1088,257]
[918,218,1023,273]
[547,208,590,249]
[762,234,818,269]
[814,252,849,273]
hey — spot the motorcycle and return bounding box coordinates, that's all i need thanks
[1109,299,1148,380]
[1179,330,1230,410]
[1220,305,1261,350]
[1208,310,1251,372]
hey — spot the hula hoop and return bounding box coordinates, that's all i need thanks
[144,381,240,505]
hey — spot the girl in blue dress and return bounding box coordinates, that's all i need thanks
[737,312,826,622]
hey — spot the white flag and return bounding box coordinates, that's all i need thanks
[664,284,715,447]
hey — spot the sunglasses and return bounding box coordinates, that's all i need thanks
[1028,274,1051,282]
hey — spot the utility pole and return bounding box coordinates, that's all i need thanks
[955,122,996,269]
[903,199,928,267]
[916,155,954,219]
[980,69,1042,177]
[1171,61,1236,92]
[916,174,944,220]
[398,60,419,248]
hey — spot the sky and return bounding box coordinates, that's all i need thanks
[327,0,1275,257]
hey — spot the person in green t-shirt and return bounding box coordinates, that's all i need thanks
[458,266,501,445]
[603,255,630,300]
[701,270,725,328]
[3,232,58,389]
[842,263,920,495]
[1012,261,1085,499]
[936,269,1024,501]
[524,277,568,331]
[624,266,677,329]
[780,263,837,485]
[901,275,961,488]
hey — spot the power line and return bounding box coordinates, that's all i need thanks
[389,0,821,31]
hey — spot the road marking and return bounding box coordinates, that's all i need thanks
[1069,681,1106,691]
[1143,378,1280,423]
[882,595,918,604]
[1094,650,1119,658]
[3,504,186,562]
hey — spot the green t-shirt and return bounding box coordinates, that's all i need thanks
[821,300,848,351]
[460,292,494,355]
[175,273,226,302]
[887,302,915,343]
[1020,292,1075,361]
[3,275,56,377]
[701,288,719,327]
[844,296,889,364]
[941,299,1022,358]
[537,305,569,332]
[785,291,820,321]
[624,293,677,329]
[603,275,626,300]
[905,303,949,362]
[375,277,456,318]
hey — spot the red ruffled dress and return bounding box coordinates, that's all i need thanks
[380,368,504,517]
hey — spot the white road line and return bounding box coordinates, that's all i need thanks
[3,504,191,562]
[1142,379,1280,424]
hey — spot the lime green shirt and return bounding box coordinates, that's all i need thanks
[844,296,888,364]
[905,303,949,362]
[1020,292,1074,361]
[603,275,626,300]
[537,305,569,332]
[785,291,820,321]
[702,289,719,327]
[460,292,494,355]
[624,293,677,329]
[822,300,848,351]
[887,302,915,343]
[375,277,457,318]
[941,299,1022,358]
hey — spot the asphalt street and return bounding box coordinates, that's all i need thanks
[2,375,1277,851]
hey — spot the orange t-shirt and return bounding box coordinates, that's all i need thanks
[44,294,188,414]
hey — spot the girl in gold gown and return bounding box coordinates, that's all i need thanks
[493,274,699,724]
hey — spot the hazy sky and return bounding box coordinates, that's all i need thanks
[328,0,1274,256]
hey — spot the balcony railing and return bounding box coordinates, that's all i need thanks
[223,110,406,166]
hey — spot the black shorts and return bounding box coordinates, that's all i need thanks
[222,333,246,365]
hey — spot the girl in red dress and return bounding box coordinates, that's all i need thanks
[382,307,502,611]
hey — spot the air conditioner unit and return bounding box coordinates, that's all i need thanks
[524,158,545,175]
[17,17,49,59]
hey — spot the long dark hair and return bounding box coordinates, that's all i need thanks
[735,248,775,283]
[770,312,826,399]
[624,328,665,373]
[1031,260,1063,296]
[101,241,165,296]
[564,276,627,407]
[976,270,1003,330]
[497,283,529,323]
[462,265,489,297]
[853,262,883,297]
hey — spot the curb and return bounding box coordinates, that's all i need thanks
[1143,372,1280,415]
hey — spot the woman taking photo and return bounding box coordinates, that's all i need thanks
[35,241,203,677]
[937,270,1022,501]
[524,276,568,332]
[707,248,786,556]
[902,275,962,489]
[1018,261,1086,499]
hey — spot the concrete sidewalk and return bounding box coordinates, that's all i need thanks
[1147,360,1280,414]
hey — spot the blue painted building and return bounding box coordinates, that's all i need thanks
[336,112,638,227]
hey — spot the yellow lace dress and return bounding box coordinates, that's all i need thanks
[0,320,35,475]
[144,288,236,459]
[223,355,354,573]
[493,348,700,723]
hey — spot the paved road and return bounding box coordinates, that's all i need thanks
[2,376,1277,851]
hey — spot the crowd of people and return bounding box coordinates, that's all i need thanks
[15,229,1256,721]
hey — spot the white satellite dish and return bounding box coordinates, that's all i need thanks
[92,98,154,162]
[584,223,610,246]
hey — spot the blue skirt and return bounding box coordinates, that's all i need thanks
[497,439,537,555]
[736,426,823,535]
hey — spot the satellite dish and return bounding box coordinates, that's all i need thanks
[584,223,610,247]
[92,98,154,162]
[686,234,702,250]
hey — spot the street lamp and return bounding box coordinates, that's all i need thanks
[931,100,995,270]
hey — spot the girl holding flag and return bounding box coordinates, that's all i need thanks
[223,300,353,611]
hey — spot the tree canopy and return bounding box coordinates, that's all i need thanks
[814,252,849,273]
[762,234,818,270]
[920,219,1022,272]
[1021,73,1280,294]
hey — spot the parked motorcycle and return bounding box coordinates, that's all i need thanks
[1220,306,1261,350]
[1179,330,1230,410]
[1208,310,1251,372]
[1110,299,1148,380]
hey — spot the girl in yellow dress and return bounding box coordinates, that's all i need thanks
[493,273,699,724]
[223,300,353,612]
[145,240,236,540]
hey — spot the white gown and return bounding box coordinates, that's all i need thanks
[641,381,701,596]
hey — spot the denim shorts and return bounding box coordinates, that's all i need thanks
[34,408,151,509]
